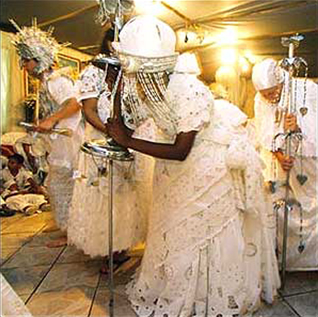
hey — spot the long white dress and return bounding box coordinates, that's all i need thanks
[67,65,154,257]
[254,78,318,271]
[39,69,83,232]
[126,73,280,317]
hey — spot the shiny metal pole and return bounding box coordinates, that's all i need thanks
[108,159,114,317]
[280,39,295,290]
[279,34,306,289]
[281,146,291,289]
[281,42,294,288]
[80,139,133,317]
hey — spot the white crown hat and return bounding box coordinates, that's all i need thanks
[113,15,178,73]
[252,58,284,91]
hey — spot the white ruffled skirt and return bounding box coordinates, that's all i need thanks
[127,128,280,317]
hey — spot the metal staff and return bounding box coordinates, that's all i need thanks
[93,2,135,315]
[19,122,73,137]
[278,34,306,289]
[108,157,115,317]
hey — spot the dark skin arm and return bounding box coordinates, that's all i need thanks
[107,117,196,161]
[4,183,21,198]
[6,178,41,196]
[83,98,108,134]
[82,97,134,137]
[26,177,42,194]
[7,183,19,192]
[107,81,196,160]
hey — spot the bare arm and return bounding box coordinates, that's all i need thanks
[26,177,43,194]
[107,118,196,161]
[36,97,81,132]
[82,98,108,134]
[127,131,196,161]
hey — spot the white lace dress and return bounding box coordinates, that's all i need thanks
[126,73,280,317]
[67,65,155,257]
[39,70,83,231]
[254,79,318,270]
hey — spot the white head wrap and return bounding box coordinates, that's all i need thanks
[114,15,180,135]
[118,15,176,57]
[113,15,178,73]
[252,58,284,91]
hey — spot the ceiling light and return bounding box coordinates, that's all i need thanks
[134,0,163,15]
[220,48,237,65]
[216,29,238,46]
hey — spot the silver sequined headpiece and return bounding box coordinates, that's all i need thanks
[10,18,64,75]
[95,0,135,28]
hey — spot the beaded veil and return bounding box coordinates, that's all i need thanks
[113,15,180,135]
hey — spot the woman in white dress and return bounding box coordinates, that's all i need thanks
[107,15,280,317]
[67,55,154,264]
[11,21,83,247]
[252,59,318,270]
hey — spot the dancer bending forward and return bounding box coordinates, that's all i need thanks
[108,15,280,317]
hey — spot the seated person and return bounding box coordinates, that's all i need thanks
[14,134,50,186]
[1,154,49,215]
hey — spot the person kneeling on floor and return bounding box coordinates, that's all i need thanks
[0,154,50,215]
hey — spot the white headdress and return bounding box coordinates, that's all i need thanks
[252,58,284,91]
[112,15,180,134]
[10,18,62,75]
[113,15,178,73]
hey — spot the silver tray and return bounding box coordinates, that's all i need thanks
[81,139,134,161]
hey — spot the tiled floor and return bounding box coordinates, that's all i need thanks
[1,211,317,317]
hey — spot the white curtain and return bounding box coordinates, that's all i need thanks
[0,31,25,134]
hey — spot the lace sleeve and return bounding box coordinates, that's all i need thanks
[47,75,78,105]
[168,74,212,134]
[78,65,105,101]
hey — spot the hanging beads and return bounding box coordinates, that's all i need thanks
[298,203,305,253]
[137,72,177,135]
